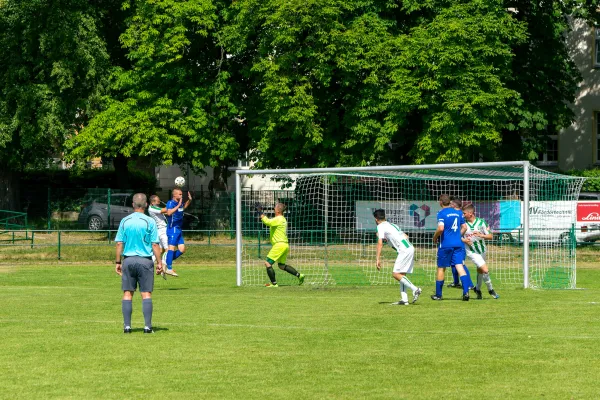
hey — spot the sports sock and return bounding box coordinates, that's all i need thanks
[142,298,153,328]
[122,299,132,328]
[166,250,174,269]
[460,275,471,296]
[464,265,472,280]
[400,283,409,303]
[482,273,493,291]
[152,254,156,263]
[435,280,444,297]
[266,266,277,284]
[174,250,183,260]
[400,276,417,292]
[477,273,483,290]
[282,264,300,277]
[161,252,168,265]
[451,266,459,284]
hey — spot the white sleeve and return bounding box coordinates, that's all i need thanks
[377,226,385,240]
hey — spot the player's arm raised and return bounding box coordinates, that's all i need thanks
[183,192,193,210]
[165,199,182,216]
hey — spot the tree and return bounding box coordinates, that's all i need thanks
[0,0,109,209]
[66,0,244,181]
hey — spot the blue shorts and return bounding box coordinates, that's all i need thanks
[167,230,185,247]
[437,247,465,268]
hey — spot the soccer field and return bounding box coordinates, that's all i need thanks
[1,259,599,399]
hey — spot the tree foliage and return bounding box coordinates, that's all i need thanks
[66,0,243,173]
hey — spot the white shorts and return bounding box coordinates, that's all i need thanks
[158,227,168,250]
[466,252,487,268]
[393,247,415,274]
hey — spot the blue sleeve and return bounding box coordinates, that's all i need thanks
[166,200,175,209]
[150,219,159,243]
[115,220,125,242]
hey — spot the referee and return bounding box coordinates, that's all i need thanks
[115,193,163,334]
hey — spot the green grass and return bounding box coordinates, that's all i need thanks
[1,261,599,399]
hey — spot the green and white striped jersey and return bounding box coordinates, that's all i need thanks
[377,221,412,253]
[463,217,489,255]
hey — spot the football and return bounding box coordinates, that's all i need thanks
[174,176,186,187]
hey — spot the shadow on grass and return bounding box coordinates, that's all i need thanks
[130,326,169,333]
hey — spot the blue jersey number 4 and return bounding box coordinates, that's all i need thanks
[451,218,458,232]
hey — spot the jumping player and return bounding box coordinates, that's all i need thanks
[164,188,192,277]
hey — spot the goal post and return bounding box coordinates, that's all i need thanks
[236,162,584,288]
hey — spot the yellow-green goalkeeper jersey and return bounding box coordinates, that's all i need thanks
[464,217,489,255]
[261,215,288,245]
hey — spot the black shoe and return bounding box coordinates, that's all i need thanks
[473,288,483,299]
[447,283,462,288]
[143,327,154,334]
[430,295,443,301]
[462,293,470,301]
[124,327,132,334]
[489,289,500,299]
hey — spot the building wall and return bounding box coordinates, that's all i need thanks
[559,18,600,170]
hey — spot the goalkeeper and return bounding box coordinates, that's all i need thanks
[256,202,305,287]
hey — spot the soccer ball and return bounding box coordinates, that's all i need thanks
[174,176,186,187]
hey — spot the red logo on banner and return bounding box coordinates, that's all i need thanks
[577,202,600,222]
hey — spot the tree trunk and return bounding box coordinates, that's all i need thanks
[0,170,21,211]
[113,154,130,190]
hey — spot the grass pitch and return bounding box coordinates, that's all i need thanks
[1,260,599,399]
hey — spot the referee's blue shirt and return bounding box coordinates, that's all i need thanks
[115,211,159,257]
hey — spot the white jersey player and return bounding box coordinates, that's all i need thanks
[148,195,169,276]
[373,209,422,305]
[461,204,499,299]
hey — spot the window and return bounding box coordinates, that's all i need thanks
[231,151,251,169]
[537,135,558,166]
[595,27,600,68]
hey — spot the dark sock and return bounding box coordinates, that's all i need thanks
[142,298,153,328]
[435,280,444,297]
[166,250,174,269]
[460,275,471,296]
[451,266,459,284]
[282,264,300,277]
[266,267,277,284]
[174,250,183,260]
[122,299,132,328]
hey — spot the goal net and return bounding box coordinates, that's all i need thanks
[235,162,584,289]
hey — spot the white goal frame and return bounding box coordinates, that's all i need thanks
[235,161,538,287]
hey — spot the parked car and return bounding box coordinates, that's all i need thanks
[78,193,199,230]
[578,192,600,201]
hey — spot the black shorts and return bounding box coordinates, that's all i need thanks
[121,256,155,292]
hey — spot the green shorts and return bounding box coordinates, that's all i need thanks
[266,242,289,265]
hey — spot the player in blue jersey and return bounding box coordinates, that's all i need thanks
[165,188,192,276]
[431,194,473,301]
[447,197,472,288]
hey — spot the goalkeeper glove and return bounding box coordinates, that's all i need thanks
[254,202,263,216]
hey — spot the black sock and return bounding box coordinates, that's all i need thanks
[282,264,300,277]
[266,267,277,284]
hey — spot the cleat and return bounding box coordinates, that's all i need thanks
[412,287,422,304]
[390,301,409,306]
[447,283,462,288]
[143,327,154,334]
[165,269,179,277]
[473,288,483,299]
[489,289,500,299]
[124,326,132,334]
[265,283,279,287]
[430,295,443,301]
[298,274,305,285]
[462,293,470,301]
